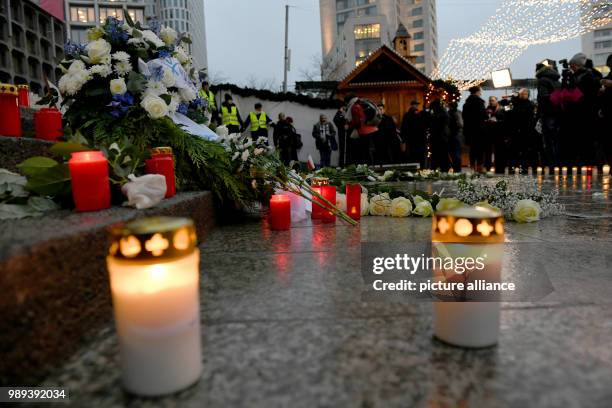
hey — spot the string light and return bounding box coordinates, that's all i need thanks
[433,0,612,89]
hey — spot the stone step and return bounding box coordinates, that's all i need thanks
[0,191,217,386]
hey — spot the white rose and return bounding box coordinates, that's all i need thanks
[86,39,111,64]
[512,199,541,223]
[361,193,369,216]
[390,197,413,217]
[141,30,165,48]
[141,95,169,119]
[436,198,463,212]
[159,26,177,45]
[109,78,127,95]
[336,193,347,212]
[179,87,196,102]
[68,60,86,74]
[474,201,501,213]
[381,170,395,181]
[369,193,391,216]
[412,197,433,217]
[241,150,250,161]
[161,68,176,88]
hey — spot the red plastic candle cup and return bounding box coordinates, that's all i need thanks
[346,183,361,221]
[69,151,111,212]
[587,167,593,177]
[35,108,63,141]
[311,186,323,220]
[270,195,291,230]
[321,185,336,224]
[0,83,22,137]
[17,85,30,107]
[145,147,176,198]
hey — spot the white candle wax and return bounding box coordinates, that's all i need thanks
[603,165,610,176]
[572,167,578,176]
[536,167,542,176]
[554,167,560,176]
[514,167,520,175]
[527,167,533,176]
[562,167,568,176]
[544,167,550,176]
[108,251,202,396]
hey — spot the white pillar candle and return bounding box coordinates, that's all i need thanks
[562,166,568,176]
[527,167,533,176]
[504,167,509,176]
[581,166,588,175]
[544,167,550,176]
[603,165,610,176]
[107,217,202,396]
[536,167,542,176]
[514,167,520,175]
[572,166,578,176]
[592,167,598,176]
[432,207,505,348]
[554,167,560,176]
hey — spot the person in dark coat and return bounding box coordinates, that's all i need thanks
[429,99,451,171]
[333,106,347,167]
[448,101,463,172]
[462,86,488,171]
[485,96,506,171]
[373,103,399,165]
[536,62,561,166]
[601,54,612,164]
[312,114,337,168]
[508,89,537,168]
[400,100,426,166]
[273,113,299,166]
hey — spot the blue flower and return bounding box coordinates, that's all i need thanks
[64,40,85,57]
[105,17,129,42]
[158,49,171,59]
[107,92,134,118]
[148,18,162,36]
[192,96,205,108]
[177,103,188,115]
[150,66,164,82]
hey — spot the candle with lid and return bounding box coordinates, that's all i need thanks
[536,167,542,176]
[68,151,111,212]
[17,84,30,107]
[0,83,22,137]
[321,185,336,224]
[562,166,568,176]
[431,206,505,348]
[554,167,560,176]
[269,194,291,230]
[310,177,329,220]
[572,166,578,176]
[603,165,610,177]
[35,107,63,141]
[107,217,202,396]
[145,147,176,198]
[345,184,361,221]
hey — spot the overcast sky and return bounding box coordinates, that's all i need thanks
[204,0,580,89]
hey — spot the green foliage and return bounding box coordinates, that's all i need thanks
[0,169,59,219]
[49,142,89,160]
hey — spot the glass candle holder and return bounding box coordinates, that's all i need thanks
[431,206,505,348]
[107,217,202,396]
[310,177,329,220]
[145,147,176,198]
[69,151,111,212]
[269,194,291,230]
[346,184,361,221]
[0,83,22,137]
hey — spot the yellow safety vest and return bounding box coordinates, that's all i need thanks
[249,111,268,132]
[199,89,216,110]
[221,105,239,126]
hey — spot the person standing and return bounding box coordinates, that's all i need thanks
[485,96,506,170]
[345,93,378,164]
[601,54,612,164]
[273,113,300,166]
[243,103,273,140]
[199,81,217,123]
[429,99,451,171]
[448,101,464,172]
[375,103,399,165]
[535,62,561,166]
[220,94,243,134]
[333,106,347,167]
[462,86,488,171]
[400,100,426,167]
[312,114,337,168]
[508,89,537,168]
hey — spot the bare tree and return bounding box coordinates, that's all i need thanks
[207,70,230,85]
[300,53,345,82]
[243,74,280,91]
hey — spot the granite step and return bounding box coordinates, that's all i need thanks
[0,191,217,386]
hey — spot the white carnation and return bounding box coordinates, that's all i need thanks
[114,60,132,76]
[141,95,169,119]
[174,46,190,64]
[159,26,178,45]
[68,60,86,74]
[179,87,196,102]
[109,78,127,95]
[89,64,112,78]
[112,51,130,62]
[144,81,167,97]
[141,30,165,48]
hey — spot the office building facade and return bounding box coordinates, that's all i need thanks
[320,0,437,80]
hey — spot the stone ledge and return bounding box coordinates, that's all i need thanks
[0,192,216,386]
[0,136,55,172]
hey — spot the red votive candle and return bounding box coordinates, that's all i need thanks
[145,147,176,198]
[346,183,361,221]
[311,186,323,219]
[270,194,291,230]
[35,107,63,141]
[587,166,593,177]
[321,185,336,224]
[17,85,30,107]
[69,151,111,212]
[0,83,22,137]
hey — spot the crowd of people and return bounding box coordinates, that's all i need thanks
[201,51,612,171]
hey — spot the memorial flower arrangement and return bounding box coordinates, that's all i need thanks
[309,165,471,185]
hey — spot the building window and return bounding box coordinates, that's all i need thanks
[70,6,95,23]
[413,43,424,52]
[416,55,425,63]
[413,19,423,28]
[595,40,612,49]
[593,52,611,66]
[99,7,124,23]
[70,29,89,44]
[413,31,424,40]
[412,7,423,16]
[354,23,380,39]
[594,28,612,38]
[127,9,145,23]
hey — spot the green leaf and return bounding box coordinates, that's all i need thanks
[132,29,142,38]
[17,157,59,176]
[25,164,71,197]
[0,203,41,220]
[124,11,135,27]
[27,196,60,212]
[49,142,89,159]
[127,71,147,94]
[0,169,27,186]
[84,88,110,98]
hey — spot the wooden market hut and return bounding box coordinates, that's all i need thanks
[336,24,431,124]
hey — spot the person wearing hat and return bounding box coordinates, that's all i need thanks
[199,81,217,122]
[400,100,426,166]
[243,102,273,140]
[220,94,243,134]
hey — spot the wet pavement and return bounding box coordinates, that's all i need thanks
[38,176,612,407]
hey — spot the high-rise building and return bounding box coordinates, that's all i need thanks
[0,0,66,92]
[63,0,207,70]
[319,0,437,80]
[581,1,611,75]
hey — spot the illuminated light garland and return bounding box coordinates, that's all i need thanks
[434,0,612,90]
